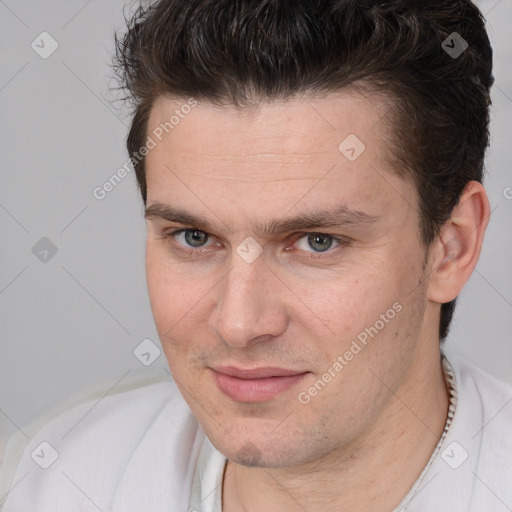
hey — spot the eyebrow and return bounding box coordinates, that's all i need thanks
[144,202,378,237]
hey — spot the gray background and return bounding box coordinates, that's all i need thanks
[0,0,511,462]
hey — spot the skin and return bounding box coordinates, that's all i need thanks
[143,91,489,512]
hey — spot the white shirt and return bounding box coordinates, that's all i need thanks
[1,348,511,512]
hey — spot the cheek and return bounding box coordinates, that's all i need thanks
[145,241,212,346]
[287,265,399,344]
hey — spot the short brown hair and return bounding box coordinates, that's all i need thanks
[114,0,494,341]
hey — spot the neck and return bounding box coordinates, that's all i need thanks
[222,348,449,512]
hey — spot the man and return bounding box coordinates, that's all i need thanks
[1,0,511,511]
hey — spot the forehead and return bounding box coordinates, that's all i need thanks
[146,90,391,165]
[143,90,417,234]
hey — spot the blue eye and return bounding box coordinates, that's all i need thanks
[173,229,211,247]
[162,228,349,261]
[295,233,340,253]
[185,229,208,247]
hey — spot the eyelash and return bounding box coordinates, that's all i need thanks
[161,228,351,260]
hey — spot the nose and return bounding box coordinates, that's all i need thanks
[209,254,289,348]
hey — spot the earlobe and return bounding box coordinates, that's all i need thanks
[427,181,490,304]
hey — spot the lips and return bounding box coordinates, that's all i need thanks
[211,365,309,402]
[213,365,306,379]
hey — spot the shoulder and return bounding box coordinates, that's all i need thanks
[0,374,203,512]
[446,348,512,413]
[443,348,512,509]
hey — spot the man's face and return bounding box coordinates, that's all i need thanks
[144,91,434,467]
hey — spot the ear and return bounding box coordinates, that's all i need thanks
[427,181,490,304]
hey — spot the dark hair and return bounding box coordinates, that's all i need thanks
[114,0,493,341]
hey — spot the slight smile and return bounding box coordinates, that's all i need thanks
[211,366,311,402]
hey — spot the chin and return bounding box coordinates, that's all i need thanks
[211,432,308,468]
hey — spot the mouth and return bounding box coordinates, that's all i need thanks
[211,365,310,402]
